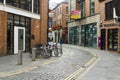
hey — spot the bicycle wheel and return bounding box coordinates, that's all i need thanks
[59,48,63,56]
[54,49,59,57]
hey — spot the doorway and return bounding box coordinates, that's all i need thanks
[14,27,25,54]
[101,29,106,50]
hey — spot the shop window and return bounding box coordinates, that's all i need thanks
[14,15,19,25]
[7,13,31,54]
[81,23,97,48]
[105,1,113,20]
[69,26,79,45]
[108,29,118,51]
[20,16,25,26]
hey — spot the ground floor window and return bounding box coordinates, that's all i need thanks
[7,13,31,54]
[69,26,79,45]
[108,29,118,51]
[81,23,97,48]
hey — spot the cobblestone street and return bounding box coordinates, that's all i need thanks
[0,45,120,80]
[0,45,93,80]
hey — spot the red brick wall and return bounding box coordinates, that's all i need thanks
[62,3,68,27]
[100,0,113,23]
[0,11,7,56]
[85,0,90,17]
[85,0,100,17]
[52,3,68,28]
[40,0,48,44]
[95,0,100,14]
[31,19,40,48]
[31,0,49,46]
[100,0,120,52]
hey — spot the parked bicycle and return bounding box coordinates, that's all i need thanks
[30,43,51,58]
[30,42,63,58]
[52,43,63,57]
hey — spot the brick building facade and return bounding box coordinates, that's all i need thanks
[0,0,48,56]
[68,0,100,48]
[67,0,120,53]
[99,0,120,52]
[52,1,68,43]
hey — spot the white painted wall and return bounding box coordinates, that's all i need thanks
[0,4,40,19]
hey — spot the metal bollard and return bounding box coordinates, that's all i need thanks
[32,48,36,61]
[18,50,23,65]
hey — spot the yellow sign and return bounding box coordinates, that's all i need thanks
[70,10,81,19]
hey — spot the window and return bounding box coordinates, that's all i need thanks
[81,23,97,48]
[66,6,68,14]
[0,0,3,3]
[7,13,31,54]
[108,29,118,51]
[33,0,40,14]
[54,11,56,17]
[6,0,32,12]
[105,1,113,20]
[60,7,61,15]
[79,0,85,17]
[69,27,79,45]
[90,0,95,15]
[57,8,59,16]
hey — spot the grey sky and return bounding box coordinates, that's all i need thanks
[49,0,66,9]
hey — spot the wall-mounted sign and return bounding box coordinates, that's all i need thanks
[70,10,81,19]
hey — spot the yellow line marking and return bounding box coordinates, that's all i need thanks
[77,51,100,80]
[64,48,100,80]
[65,67,84,80]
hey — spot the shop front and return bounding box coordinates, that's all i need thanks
[7,13,31,54]
[100,22,120,52]
[69,26,79,45]
[81,23,97,48]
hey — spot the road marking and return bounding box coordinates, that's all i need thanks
[77,51,100,80]
[64,49,100,80]
[65,67,84,80]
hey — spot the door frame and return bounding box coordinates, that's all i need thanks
[14,26,25,54]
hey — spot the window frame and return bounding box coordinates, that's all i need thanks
[90,0,95,15]
[105,1,113,20]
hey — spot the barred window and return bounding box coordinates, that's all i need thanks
[105,1,113,20]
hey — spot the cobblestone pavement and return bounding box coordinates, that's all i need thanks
[1,45,119,80]
[81,49,120,80]
[67,45,120,80]
[0,45,93,80]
